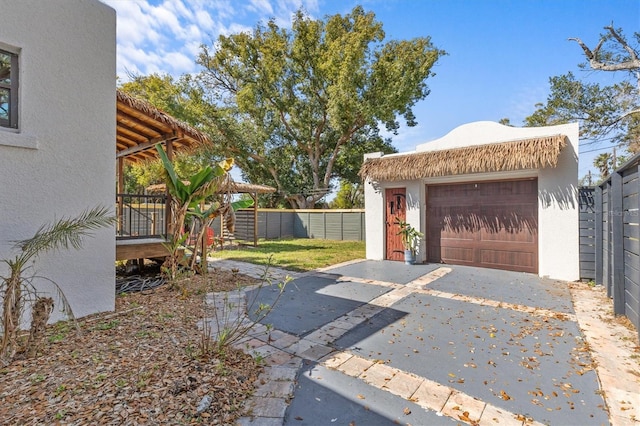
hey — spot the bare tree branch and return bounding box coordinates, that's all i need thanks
[568,26,640,72]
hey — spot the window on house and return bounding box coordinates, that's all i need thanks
[0,49,18,129]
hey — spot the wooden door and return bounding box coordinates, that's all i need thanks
[427,179,538,273]
[385,188,406,261]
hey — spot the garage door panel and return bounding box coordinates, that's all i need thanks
[440,246,475,265]
[479,179,537,197]
[429,183,477,199]
[427,179,538,273]
[480,249,537,273]
[481,230,536,243]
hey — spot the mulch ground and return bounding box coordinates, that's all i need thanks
[0,268,263,425]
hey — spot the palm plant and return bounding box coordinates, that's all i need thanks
[0,206,114,364]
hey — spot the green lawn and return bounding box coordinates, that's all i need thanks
[210,238,365,271]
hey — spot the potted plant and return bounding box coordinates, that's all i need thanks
[395,219,423,265]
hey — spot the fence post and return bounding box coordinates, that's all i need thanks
[594,186,603,286]
[611,171,625,315]
[151,212,156,235]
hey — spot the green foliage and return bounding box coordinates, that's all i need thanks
[330,180,364,209]
[120,73,211,128]
[198,6,445,208]
[394,219,423,255]
[593,151,628,182]
[524,72,633,142]
[333,131,397,184]
[0,206,115,364]
[156,144,234,279]
[93,320,120,331]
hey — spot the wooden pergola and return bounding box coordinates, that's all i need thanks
[115,90,274,259]
[116,89,210,261]
[116,89,211,189]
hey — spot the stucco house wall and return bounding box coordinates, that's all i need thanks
[364,121,580,281]
[0,0,116,318]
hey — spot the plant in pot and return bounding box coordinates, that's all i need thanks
[395,219,423,265]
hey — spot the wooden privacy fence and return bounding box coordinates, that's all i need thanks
[583,153,640,339]
[210,209,365,242]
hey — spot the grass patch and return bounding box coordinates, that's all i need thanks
[210,238,365,271]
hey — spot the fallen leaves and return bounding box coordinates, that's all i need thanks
[0,269,262,424]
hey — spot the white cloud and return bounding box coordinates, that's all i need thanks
[163,51,198,74]
[248,0,273,15]
[195,9,215,28]
[103,0,323,81]
[149,4,182,34]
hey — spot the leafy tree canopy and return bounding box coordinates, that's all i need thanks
[197,6,445,208]
[330,180,364,209]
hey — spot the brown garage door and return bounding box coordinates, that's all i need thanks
[427,179,538,273]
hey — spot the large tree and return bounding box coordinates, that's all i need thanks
[525,26,639,156]
[197,6,444,208]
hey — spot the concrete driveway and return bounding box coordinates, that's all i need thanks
[215,259,638,426]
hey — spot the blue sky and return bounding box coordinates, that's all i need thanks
[103,0,639,179]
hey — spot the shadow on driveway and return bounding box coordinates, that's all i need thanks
[251,261,609,425]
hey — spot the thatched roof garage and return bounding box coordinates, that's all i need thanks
[359,135,567,182]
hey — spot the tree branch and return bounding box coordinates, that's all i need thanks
[569,26,640,72]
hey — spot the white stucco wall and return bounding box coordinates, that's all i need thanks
[0,0,116,319]
[364,121,580,281]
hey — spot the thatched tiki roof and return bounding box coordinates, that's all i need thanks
[359,135,567,182]
[116,90,211,162]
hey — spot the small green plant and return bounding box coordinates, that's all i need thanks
[48,321,71,343]
[54,410,66,420]
[394,219,423,255]
[252,351,266,365]
[115,378,127,388]
[184,344,196,359]
[30,374,45,383]
[0,206,114,364]
[94,320,120,331]
[207,258,290,355]
[48,334,65,343]
[136,371,152,389]
[54,384,66,396]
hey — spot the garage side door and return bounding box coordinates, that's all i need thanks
[427,179,538,273]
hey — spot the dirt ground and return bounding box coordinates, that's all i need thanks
[0,267,263,425]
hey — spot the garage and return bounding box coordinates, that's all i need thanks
[361,121,579,280]
[426,179,538,273]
